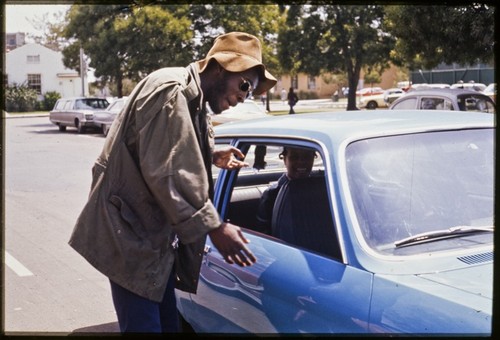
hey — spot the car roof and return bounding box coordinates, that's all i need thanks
[404,88,488,97]
[57,97,108,101]
[214,110,493,147]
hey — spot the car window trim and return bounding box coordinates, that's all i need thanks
[213,136,347,263]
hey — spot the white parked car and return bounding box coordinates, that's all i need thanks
[49,97,109,133]
[359,88,405,110]
[211,99,268,125]
[483,83,496,102]
[93,97,128,136]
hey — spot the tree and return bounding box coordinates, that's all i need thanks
[62,3,282,101]
[28,10,69,51]
[278,5,395,110]
[62,4,194,97]
[385,4,495,69]
[188,4,283,111]
[363,67,382,88]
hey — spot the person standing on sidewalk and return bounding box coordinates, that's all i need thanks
[280,87,287,104]
[287,87,299,114]
[69,32,276,333]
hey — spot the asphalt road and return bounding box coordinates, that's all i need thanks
[3,116,120,335]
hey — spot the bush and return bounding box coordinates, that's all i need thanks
[5,84,38,112]
[42,91,61,111]
[298,90,319,100]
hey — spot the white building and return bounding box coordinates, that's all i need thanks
[5,43,88,99]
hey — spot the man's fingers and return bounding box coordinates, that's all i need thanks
[229,146,246,159]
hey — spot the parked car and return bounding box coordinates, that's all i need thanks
[356,87,384,96]
[390,88,495,113]
[93,97,128,136]
[176,110,493,334]
[49,97,109,133]
[358,88,405,109]
[210,99,268,125]
[483,83,496,103]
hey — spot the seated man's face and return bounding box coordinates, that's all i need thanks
[284,148,315,180]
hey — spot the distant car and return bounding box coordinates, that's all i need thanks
[359,88,405,109]
[210,99,268,125]
[175,110,493,334]
[49,97,109,133]
[450,82,487,92]
[390,88,495,113]
[356,87,384,96]
[383,88,406,105]
[93,97,128,136]
[483,83,496,103]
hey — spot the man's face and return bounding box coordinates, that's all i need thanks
[284,148,316,180]
[207,68,260,114]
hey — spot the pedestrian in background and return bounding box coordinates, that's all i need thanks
[69,32,276,334]
[287,87,299,114]
[281,87,287,104]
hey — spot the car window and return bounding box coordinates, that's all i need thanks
[109,99,126,112]
[457,95,495,113]
[419,97,453,110]
[212,140,341,259]
[346,128,494,255]
[54,100,64,110]
[391,98,416,110]
[63,100,72,110]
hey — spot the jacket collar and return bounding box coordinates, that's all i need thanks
[185,63,205,114]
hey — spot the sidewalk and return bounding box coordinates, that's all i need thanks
[262,98,348,113]
[3,110,50,119]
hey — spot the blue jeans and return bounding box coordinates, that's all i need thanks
[110,270,179,333]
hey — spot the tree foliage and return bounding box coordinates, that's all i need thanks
[62,3,282,98]
[385,4,495,69]
[27,10,68,51]
[62,4,194,97]
[279,5,395,110]
[55,3,494,104]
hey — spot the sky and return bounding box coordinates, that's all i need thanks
[5,4,71,36]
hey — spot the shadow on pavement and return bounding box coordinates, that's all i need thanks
[71,321,120,334]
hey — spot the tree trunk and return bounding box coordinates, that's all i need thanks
[265,90,271,112]
[116,74,123,98]
[346,62,362,110]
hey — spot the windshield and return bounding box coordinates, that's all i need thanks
[75,98,109,110]
[346,129,494,255]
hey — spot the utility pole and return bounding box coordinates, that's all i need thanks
[79,47,86,97]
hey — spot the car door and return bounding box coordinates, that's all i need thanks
[179,138,373,334]
[61,99,74,124]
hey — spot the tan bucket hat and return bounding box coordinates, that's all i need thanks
[197,32,277,95]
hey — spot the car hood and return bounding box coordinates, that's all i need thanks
[417,263,492,299]
[372,263,492,333]
[376,261,492,304]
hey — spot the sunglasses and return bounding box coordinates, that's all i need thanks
[240,78,254,99]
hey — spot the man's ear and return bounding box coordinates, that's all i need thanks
[205,59,225,76]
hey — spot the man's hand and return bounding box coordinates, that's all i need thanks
[209,222,257,267]
[212,146,249,170]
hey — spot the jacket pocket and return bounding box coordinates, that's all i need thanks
[109,194,145,241]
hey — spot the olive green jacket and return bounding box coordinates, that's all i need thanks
[69,64,221,302]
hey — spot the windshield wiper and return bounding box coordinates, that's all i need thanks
[394,226,494,248]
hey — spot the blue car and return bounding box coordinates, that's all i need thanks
[175,110,493,335]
